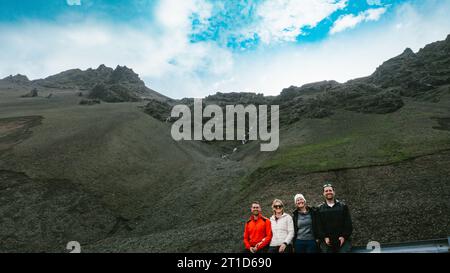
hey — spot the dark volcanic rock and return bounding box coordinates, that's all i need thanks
[34,64,169,102]
[36,65,114,90]
[345,91,404,114]
[87,83,140,103]
[278,82,402,124]
[143,99,172,122]
[368,37,450,95]
[431,117,450,131]
[108,65,143,85]
[278,80,341,101]
[79,99,101,106]
[204,92,271,106]
[1,74,30,85]
[21,88,39,98]
[276,35,450,123]
[276,35,449,122]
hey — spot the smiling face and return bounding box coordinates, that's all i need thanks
[323,186,335,201]
[272,201,284,214]
[251,203,261,216]
[296,198,306,209]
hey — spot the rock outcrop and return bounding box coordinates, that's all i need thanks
[33,65,169,103]
[21,88,39,98]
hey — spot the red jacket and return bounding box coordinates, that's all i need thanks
[243,214,273,250]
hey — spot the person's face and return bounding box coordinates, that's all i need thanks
[251,204,261,215]
[323,186,335,200]
[296,198,305,209]
[273,202,283,213]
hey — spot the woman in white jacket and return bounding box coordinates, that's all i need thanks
[268,199,294,253]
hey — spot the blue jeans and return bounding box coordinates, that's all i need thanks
[295,239,318,253]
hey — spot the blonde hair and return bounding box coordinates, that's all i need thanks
[271,199,284,215]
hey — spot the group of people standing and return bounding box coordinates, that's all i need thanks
[243,183,353,253]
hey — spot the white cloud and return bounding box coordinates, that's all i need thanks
[0,20,232,80]
[155,0,211,30]
[209,2,450,96]
[330,7,386,34]
[367,0,382,6]
[67,0,81,6]
[1,1,449,99]
[248,0,348,44]
[0,1,232,99]
[365,8,387,20]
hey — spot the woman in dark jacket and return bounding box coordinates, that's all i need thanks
[292,194,318,253]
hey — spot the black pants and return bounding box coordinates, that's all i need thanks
[267,245,293,253]
[319,240,352,253]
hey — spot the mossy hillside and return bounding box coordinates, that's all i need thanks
[240,97,450,192]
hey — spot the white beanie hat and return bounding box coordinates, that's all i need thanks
[294,193,306,203]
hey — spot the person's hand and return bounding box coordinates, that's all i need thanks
[325,237,331,246]
[250,247,257,253]
[279,244,286,253]
[339,237,345,246]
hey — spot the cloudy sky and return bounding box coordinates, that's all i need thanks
[0,0,449,98]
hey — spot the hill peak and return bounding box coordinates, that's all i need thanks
[401,47,415,56]
[1,74,30,84]
[368,34,450,89]
[109,65,142,84]
[96,64,113,72]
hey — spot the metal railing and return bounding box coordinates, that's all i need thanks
[352,237,450,253]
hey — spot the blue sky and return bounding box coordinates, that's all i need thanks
[0,0,449,98]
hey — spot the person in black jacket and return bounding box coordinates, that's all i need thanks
[292,193,319,253]
[315,183,353,253]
